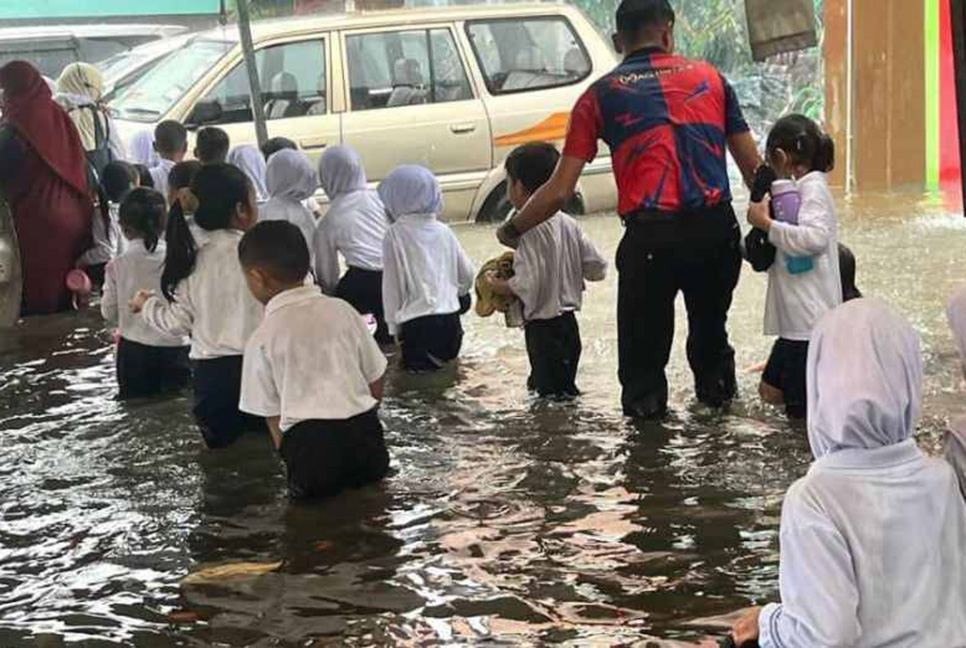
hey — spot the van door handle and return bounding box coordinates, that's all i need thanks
[300,137,329,150]
[450,123,477,135]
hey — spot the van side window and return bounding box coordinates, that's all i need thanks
[197,39,326,124]
[346,28,473,111]
[466,18,591,95]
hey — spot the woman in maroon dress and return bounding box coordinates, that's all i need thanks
[0,60,92,315]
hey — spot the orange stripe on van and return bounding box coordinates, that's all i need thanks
[493,112,570,148]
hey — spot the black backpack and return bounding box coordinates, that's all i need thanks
[83,105,114,193]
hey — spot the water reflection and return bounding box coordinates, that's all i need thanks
[0,191,963,644]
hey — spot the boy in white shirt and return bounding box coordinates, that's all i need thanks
[238,220,390,499]
[487,143,608,397]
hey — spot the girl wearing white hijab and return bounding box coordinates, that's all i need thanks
[127,130,160,168]
[260,149,319,261]
[55,63,126,160]
[313,145,391,343]
[227,145,268,203]
[945,289,966,498]
[731,299,966,647]
[380,165,474,371]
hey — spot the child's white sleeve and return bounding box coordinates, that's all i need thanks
[141,287,194,339]
[77,210,116,268]
[100,260,119,325]
[239,338,280,418]
[768,182,835,257]
[507,238,535,307]
[579,227,608,282]
[313,220,341,295]
[946,426,966,499]
[355,312,388,384]
[381,234,403,337]
[455,236,475,297]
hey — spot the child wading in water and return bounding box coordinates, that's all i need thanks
[239,221,390,499]
[748,114,842,419]
[131,163,264,448]
[102,188,190,399]
[380,165,475,371]
[486,143,607,397]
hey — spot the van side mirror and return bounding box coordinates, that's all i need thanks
[186,100,223,129]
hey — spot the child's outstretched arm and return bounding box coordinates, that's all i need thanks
[133,289,195,339]
[100,261,119,325]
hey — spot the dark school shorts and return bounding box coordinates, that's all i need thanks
[762,338,809,419]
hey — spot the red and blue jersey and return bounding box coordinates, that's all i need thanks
[563,47,749,216]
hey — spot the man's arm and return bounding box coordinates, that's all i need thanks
[727,131,763,190]
[498,155,586,247]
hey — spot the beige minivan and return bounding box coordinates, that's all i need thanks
[110,4,618,222]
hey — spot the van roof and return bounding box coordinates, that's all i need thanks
[195,3,583,44]
[0,24,188,43]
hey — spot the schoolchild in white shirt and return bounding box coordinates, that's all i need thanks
[148,120,187,201]
[131,163,264,449]
[238,221,389,499]
[747,114,842,419]
[77,160,135,287]
[314,145,392,344]
[486,143,607,398]
[379,165,475,372]
[101,187,190,399]
[260,149,319,260]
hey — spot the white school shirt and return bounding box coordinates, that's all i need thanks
[259,197,317,264]
[239,285,387,432]
[140,229,264,360]
[381,212,474,336]
[78,202,123,267]
[764,171,842,341]
[508,212,608,322]
[101,239,188,348]
[313,190,389,294]
[148,158,176,202]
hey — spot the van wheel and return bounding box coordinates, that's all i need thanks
[476,183,585,223]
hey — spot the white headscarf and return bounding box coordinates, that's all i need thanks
[806,298,923,459]
[377,165,443,220]
[319,145,367,199]
[228,145,268,202]
[55,62,107,152]
[127,130,159,168]
[266,149,318,202]
[945,288,966,496]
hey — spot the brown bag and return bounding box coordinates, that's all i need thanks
[745,0,818,61]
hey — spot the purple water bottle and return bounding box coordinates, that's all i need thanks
[770,179,801,225]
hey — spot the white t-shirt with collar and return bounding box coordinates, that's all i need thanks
[239,285,388,432]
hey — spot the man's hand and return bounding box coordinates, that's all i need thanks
[747,200,772,232]
[495,155,586,247]
[129,289,153,314]
[730,607,762,646]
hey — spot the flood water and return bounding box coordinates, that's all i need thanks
[1,191,964,646]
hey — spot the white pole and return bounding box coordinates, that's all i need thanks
[236,0,269,148]
[845,0,854,194]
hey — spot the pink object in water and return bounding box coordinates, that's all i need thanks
[66,269,92,296]
[771,179,802,226]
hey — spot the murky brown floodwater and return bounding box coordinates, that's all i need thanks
[0,190,964,646]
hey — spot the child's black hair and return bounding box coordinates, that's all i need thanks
[767,114,835,174]
[119,187,166,253]
[195,126,230,164]
[101,161,139,204]
[133,163,154,189]
[839,243,862,302]
[169,160,203,193]
[505,142,561,195]
[616,0,675,37]
[238,220,310,285]
[161,163,252,301]
[261,136,297,161]
[154,120,188,156]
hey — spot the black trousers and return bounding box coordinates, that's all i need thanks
[525,311,581,398]
[116,337,191,400]
[762,338,809,419]
[336,266,391,345]
[192,355,265,449]
[400,312,463,372]
[617,204,742,416]
[279,409,390,499]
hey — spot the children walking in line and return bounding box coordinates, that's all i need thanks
[485,143,607,398]
[239,221,390,499]
[227,145,268,203]
[261,149,319,260]
[149,120,187,200]
[748,114,841,420]
[131,163,264,449]
[76,160,137,286]
[314,145,391,344]
[194,127,230,165]
[102,188,190,399]
[379,165,474,371]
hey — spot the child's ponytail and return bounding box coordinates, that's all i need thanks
[161,198,197,302]
[766,114,835,175]
[118,187,166,254]
[816,133,835,174]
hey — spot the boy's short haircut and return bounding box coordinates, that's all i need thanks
[101,160,138,203]
[154,120,188,155]
[239,220,310,284]
[261,136,297,160]
[133,163,154,189]
[195,126,230,164]
[505,142,561,195]
[616,0,675,36]
[169,160,203,192]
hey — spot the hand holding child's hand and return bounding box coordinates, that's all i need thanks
[730,607,762,646]
[129,290,153,314]
[747,200,772,232]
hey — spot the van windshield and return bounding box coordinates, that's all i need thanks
[111,39,233,123]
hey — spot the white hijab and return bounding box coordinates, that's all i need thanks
[227,145,268,202]
[128,130,159,168]
[377,164,443,220]
[266,149,318,202]
[945,289,966,496]
[319,145,367,199]
[807,298,923,459]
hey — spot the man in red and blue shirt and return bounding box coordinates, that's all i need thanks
[498,0,762,418]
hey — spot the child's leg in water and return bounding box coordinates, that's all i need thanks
[761,339,809,419]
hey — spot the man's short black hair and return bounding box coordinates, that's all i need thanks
[505,142,561,195]
[616,0,675,35]
[101,160,138,203]
[261,136,297,161]
[239,220,310,285]
[154,119,188,155]
[195,126,230,164]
